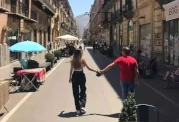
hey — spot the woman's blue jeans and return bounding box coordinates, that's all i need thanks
[120,81,135,100]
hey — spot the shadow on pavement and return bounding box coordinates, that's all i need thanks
[58,111,119,119]
[87,48,123,99]
[93,113,119,118]
[0,113,4,117]
[58,111,93,118]
[87,48,179,122]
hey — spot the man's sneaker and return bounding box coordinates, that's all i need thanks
[81,107,86,114]
[76,110,81,116]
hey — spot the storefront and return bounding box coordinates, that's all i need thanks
[163,0,179,66]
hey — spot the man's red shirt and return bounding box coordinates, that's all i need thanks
[114,56,138,81]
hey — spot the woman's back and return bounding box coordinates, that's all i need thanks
[72,58,84,71]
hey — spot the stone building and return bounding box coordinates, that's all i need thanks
[90,0,179,67]
[89,0,105,43]
[91,0,165,63]
[0,0,77,67]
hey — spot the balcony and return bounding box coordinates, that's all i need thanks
[115,9,123,22]
[33,0,55,15]
[110,9,122,23]
[0,0,10,13]
[122,0,134,19]
[103,0,113,11]
[9,1,29,19]
[111,12,116,20]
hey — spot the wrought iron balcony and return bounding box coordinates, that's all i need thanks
[111,12,116,20]
[0,0,10,12]
[10,1,29,18]
[110,9,123,23]
[122,0,134,19]
[33,0,55,15]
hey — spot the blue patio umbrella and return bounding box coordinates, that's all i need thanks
[9,40,46,53]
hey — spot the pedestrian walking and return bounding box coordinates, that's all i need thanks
[69,49,98,115]
[100,47,139,100]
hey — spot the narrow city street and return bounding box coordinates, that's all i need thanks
[0,47,179,122]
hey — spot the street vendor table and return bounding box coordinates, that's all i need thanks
[17,68,46,91]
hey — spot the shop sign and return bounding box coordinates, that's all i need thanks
[163,1,179,21]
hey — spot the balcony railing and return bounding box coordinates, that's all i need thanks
[111,12,116,20]
[122,0,134,19]
[34,0,55,14]
[122,0,133,12]
[11,1,29,18]
[0,0,10,12]
[115,9,121,17]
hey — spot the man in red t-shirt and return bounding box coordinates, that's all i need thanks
[100,47,139,100]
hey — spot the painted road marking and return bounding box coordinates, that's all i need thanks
[142,81,179,107]
[0,59,64,122]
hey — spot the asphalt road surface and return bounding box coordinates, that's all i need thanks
[1,47,179,122]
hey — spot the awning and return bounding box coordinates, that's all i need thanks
[163,0,179,21]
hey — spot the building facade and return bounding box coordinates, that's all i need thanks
[90,0,177,66]
[89,0,105,43]
[0,0,77,67]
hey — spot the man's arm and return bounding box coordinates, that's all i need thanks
[134,61,139,85]
[101,62,117,73]
[101,57,120,74]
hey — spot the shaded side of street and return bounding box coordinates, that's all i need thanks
[87,48,179,122]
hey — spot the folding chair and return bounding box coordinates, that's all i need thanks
[133,104,159,122]
[4,74,20,93]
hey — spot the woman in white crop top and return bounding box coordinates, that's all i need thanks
[69,49,97,116]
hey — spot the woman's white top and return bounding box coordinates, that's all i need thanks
[74,63,84,71]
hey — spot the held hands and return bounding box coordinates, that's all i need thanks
[96,70,104,77]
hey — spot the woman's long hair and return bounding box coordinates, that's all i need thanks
[71,49,82,69]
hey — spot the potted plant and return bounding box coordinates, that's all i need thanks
[54,50,61,60]
[119,93,137,122]
[21,28,29,34]
[45,53,55,68]
[2,26,13,32]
